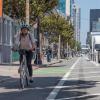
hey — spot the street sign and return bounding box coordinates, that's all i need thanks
[0,0,2,17]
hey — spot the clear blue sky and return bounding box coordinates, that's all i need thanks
[76,0,100,44]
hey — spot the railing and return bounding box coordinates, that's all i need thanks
[0,14,35,64]
[0,14,20,64]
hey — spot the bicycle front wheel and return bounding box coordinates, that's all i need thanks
[20,67,26,89]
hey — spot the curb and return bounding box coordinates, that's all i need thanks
[47,60,62,66]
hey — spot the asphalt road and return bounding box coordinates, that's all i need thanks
[0,56,100,100]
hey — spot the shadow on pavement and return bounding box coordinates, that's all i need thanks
[0,76,99,100]
[0,76,18,83]
[56,79,99,100]
[0,76,61,100]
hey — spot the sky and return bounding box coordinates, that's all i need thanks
[76,0,100,44]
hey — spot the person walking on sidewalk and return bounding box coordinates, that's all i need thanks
[46,46,52,62]
[13,24,35,83]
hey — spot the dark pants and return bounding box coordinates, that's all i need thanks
[19,50,33,77]
[47,53,51,62]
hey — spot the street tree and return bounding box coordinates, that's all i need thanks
[41,12,75,58]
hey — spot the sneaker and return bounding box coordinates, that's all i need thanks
[29,79,33,83]
[29,77,33,83]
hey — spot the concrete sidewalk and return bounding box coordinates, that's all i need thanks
[12,58,62,65]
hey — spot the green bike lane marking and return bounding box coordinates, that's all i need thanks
[32,58,78,76]
[33,67,68,75]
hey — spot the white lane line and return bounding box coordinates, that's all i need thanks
[67,75,100,80]
[55,93,100,100]
[46,58,80,100]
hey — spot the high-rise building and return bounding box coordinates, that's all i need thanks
[58,0,66,15]
[70,0,75,17]
[58,0,75,18]
[66,0,71,17]
[92,19,100,32]
[58,0,81,43]
[73,5,81,42]
[90,9,100,32]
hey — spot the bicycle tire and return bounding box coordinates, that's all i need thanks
[26,65,30,86]
[20,69,25,89]
[19,51,30,89]
[26,76,29,86]
[20,68,26,89]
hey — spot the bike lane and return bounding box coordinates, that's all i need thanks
[54,57,100,100]
[0,58,78,100]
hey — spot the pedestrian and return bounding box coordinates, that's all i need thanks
[46,46,52,62]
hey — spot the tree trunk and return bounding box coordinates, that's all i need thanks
[67,41,69,58]
[40,32,42,54]
[26,0,29,25]
[58,35,61,59]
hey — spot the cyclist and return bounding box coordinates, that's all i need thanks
[13,24,35,83]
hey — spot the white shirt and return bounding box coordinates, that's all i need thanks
[15,33,35,50]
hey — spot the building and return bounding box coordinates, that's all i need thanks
[86,32,91,48]
[92,18,100,32]
[86,9,100,61]
[66,0,71,17]
[87,9,100,49]
[73,4,81,43]
[0,14,14,64]
[58,0,66,15]
[66,0,75,18]
[58,0,81,43]
[70,0,75,18]
[90,9,100,32]
[76,7,81,42]
[58,0,75,18]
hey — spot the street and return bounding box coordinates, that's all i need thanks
[1,0,100,100]
[0,56,100,100]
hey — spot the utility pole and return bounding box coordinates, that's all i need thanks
[26,0,29,25]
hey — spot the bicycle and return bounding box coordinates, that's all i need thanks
[19,49,30,89]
